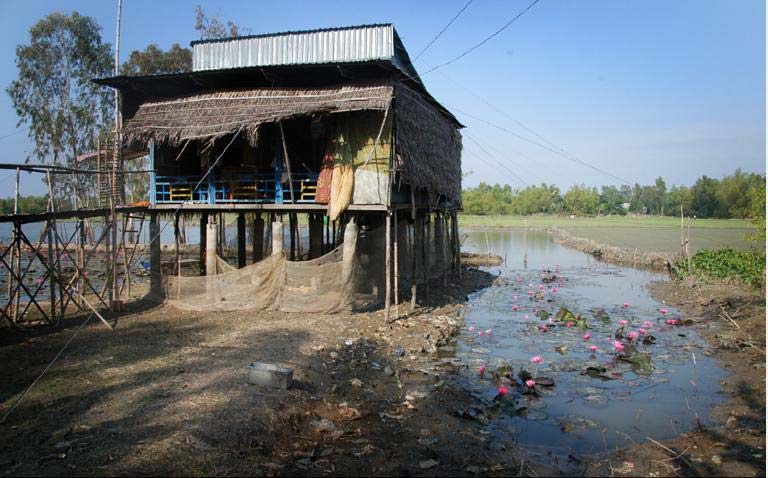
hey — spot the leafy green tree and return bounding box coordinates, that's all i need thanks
[665,185,692,215]
[599,185,627,215]
[563,185,599,215]
[689,176,722,217]
[121,43,192,76]
[7,12,113,208]
[194,6,249,40]
[746,180,765,243]
[717,169,764,218]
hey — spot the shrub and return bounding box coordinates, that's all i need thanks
[676,248,765,289]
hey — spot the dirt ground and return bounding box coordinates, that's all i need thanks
[0,266,545,476]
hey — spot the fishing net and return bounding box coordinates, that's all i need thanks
[164,216,453,314]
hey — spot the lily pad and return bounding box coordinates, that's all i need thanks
[581,366,613,381]
[554,345,569,355]
[533,376,555,387]
[536,309,550,320]
[555,307,576,323]
[591,308,611,323]
[621,352,655,375]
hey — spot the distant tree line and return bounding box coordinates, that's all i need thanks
[0,196,48,215]
[462,169,765,220]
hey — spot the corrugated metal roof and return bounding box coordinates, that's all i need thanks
[192,24,405,73]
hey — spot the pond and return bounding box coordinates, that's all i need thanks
[451,228,726,463]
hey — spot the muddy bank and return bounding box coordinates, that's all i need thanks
[549,227,675,271]
[0,266,542,476]
[460,252,503,267]
[585,279,766,477]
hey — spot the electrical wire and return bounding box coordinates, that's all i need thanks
[464,132,528,186]
[421,0,544,76]
[412,0,475,62]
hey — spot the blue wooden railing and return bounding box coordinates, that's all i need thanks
[153,172,319,205]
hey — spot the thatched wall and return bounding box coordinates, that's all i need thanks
[394,84,462,204]
[121,82,393,146]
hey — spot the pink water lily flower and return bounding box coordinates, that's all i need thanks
[478,331,484,336]
[478,365,486,375]
[468,326,475,332]
[660,308,668,315]
[582,332,592,341]
[566,321,574,327]
[619,319,628,326]
[531,355,542,364]
[627,331,639,341]
[512,304,519,311]
[589,345,598,352]
[623,302,630,308]
[497,385,509,395]
[642,321,653,328]
[638,328,647,335]
[524,314,529,320]
[666,319,679,326]
[612,340,625,352]
[525,379,536,388]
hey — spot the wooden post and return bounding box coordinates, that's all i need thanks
[272,221,284,256]
[421,213,429,304]
[453,211,461,279]
[149,213,162,299]
[237,213,246,268]
[289,213,297,260]
[199,213,208,275]
[278,121,296,203]
[78,218,86,307]
[252,214,264,263]
[309,213,323,259]
[384,211,392,322]
[206,222,218,275]
[393,210,399,319]
[411,213,419,312]
[174,212,182,299]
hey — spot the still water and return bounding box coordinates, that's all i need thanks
[454,228,726,460]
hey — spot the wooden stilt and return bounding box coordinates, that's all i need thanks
[289,212,297,260]
[384,211,391,322]
[272,220,284,256]
[309,213,323,259]
[236,212,246,268]
[393,211,399,319]
[199,213,208,275]
[252,214,264,263]
[206,222,218,275]
[149,213,162,299]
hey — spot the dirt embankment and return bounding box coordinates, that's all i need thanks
[586,279,766,477]
[0,266,539,476]
[460,251,503,267]
[549,227,676,271]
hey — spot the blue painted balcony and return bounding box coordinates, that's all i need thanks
[152,172,319,205]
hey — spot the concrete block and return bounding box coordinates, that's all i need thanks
[247,362,293,389]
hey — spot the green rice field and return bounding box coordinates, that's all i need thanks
[458,214,761,253]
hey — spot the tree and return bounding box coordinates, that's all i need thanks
[717,169,764,218]
[7,12,113,208]
[563,185,599,215]
[689,176,721,217]
[194,6,248,40]
[121,43,192,76]
[599,185,627,215]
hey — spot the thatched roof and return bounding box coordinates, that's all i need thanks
[122,82,393,146]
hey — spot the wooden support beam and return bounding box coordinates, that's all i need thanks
[393,211,399,320]
[199,213,208,275]
[236,213,246,268]
[272,220,284,256]
[149,213,162,299]
[252,214,264,263]
[308,213,323,259]
[384,211,391,322]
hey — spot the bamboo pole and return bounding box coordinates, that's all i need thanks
[410,198,418,312]
[278,121,296,204]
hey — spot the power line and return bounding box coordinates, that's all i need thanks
[464,132,528,186]
[450,103,633,185]
[421,0,544,76]
[412,0,475,62]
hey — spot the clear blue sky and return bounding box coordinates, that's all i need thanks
[0,0,764,196]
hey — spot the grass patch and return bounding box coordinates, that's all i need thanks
[458,214,753,229]
[676,248,766,289]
